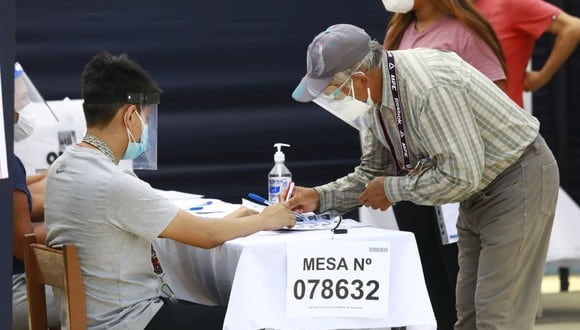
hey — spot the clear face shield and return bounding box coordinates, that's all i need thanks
[14,62,59,142]
[128,92,159,170]
[312,74,374,131]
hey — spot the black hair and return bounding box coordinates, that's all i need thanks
[82,52,162,128]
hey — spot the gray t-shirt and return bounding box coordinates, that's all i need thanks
[45,144,180,330]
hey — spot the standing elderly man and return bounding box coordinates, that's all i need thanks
[287,24,558,329]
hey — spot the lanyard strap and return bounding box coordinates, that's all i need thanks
[151,245,178,303]
[385,51,413,173]
[376,109,403,174]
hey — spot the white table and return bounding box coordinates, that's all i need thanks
[153,217,436,330]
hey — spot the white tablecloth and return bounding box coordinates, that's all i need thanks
[153,221,436,330]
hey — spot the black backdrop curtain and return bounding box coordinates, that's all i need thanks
[15,0,388,207]
[15,0,580,206]
[532,1,580,203]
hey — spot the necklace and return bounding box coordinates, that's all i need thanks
[82,133,117,164]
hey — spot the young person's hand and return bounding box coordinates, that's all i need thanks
[260,203,296,230]
[224,206,258,219]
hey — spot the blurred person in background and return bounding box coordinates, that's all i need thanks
[13,62,53,221]
[473,0,580,107]
[12,62,59,330]
[473,0,580,295]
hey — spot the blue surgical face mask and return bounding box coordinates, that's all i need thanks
[122,111,147,160]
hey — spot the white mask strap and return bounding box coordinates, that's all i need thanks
[125,109,144,143]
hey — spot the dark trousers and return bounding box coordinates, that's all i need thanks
[145,298,226,330]
[393,201,458,330]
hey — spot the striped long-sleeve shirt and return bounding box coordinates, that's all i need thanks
[315,48,539,214]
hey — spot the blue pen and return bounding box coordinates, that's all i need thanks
[247,193,271,205]
[247,193,304,221]
[189,200,213,211]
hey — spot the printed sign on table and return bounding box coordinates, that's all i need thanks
[286,240,390,319]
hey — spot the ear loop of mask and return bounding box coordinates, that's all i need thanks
[349,73,373,104]
[349,78,375,119]
[125,108,144,143]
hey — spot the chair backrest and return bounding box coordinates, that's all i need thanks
[23,233,87,330]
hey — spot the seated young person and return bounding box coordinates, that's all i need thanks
[44,52,296,330]
[12,65,59,330]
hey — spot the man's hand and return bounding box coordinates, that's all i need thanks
[358,176,392,211]
[285,186,320,213]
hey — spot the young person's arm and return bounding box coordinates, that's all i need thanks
[525,12,580,91]
[160,204,295,249]
[13,190,46,260]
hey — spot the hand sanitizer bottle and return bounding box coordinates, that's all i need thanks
[268,143,292,203]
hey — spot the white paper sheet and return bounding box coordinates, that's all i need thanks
[242,198,370,231]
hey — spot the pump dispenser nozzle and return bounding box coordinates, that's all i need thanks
[273,143,290,162]
[268,143,292,203]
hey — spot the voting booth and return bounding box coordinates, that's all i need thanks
[14,98,133,174]
[14,98,86,175]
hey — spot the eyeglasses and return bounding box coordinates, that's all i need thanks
[329,78,353,99]
[324,70,365,101]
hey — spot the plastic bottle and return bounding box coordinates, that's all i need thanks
[268,143,292,203]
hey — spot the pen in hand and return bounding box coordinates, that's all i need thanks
[246,193,304,221]
[285,182,295,203]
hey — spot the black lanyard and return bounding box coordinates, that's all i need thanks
[378,51,413,175]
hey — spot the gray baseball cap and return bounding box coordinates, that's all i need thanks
[292,24,371,103]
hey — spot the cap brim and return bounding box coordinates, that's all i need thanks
[292,75,333,103]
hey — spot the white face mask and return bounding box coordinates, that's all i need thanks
[313,80,375,131]
[14,102,38,142]
[382,0,415,13]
